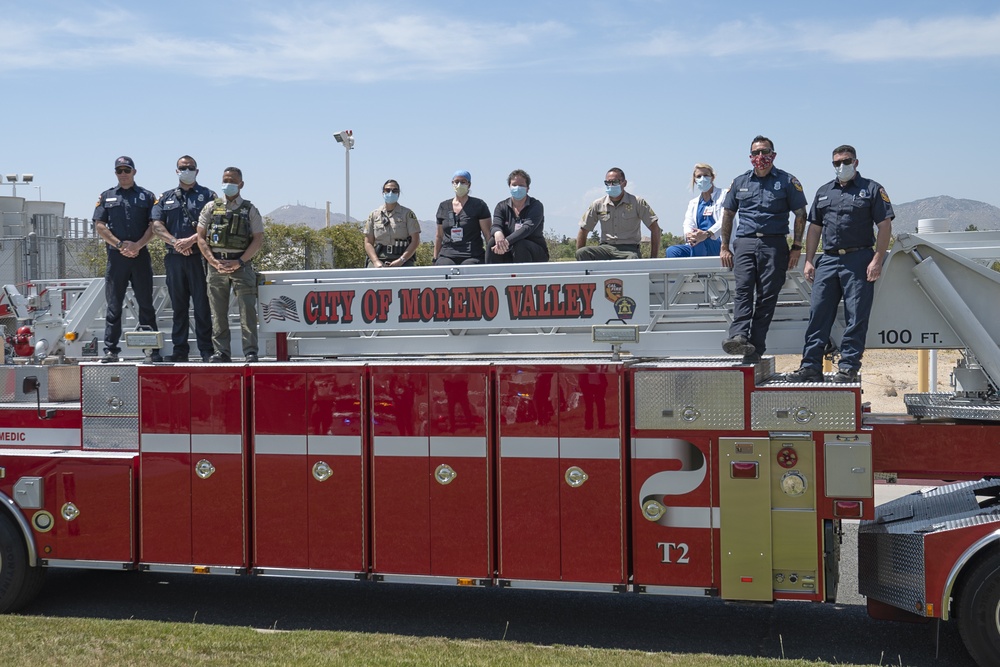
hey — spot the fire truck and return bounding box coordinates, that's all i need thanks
[1,230,999,665]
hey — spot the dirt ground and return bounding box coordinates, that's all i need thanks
[771,348,963,415]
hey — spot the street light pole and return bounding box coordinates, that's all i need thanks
[333,130,355,222]
[4,173,34,197]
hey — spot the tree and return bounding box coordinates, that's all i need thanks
[318,222,366,268]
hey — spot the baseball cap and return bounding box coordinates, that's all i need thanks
[115,156,136,170]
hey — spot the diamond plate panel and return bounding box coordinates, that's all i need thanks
[634,370,744,430]
[0,366,47,402]
[82,365,138,416]
[750,390,857,432]
[904,393,1000,422]
[857,532,927,616]
[83,416,139,450]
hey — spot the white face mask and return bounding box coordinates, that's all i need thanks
[695,176,713,193]
[178,169,197,185]
[835,163,856,182]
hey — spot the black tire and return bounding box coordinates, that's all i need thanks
[0,511,44,613]
[957,551,1000,667]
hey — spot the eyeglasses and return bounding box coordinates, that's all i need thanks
[177,166,197,172]
[115,167,133,174]
[750,149,773,156]
[832,158,855,167]
[452,180,469,186]
[383,188,400,193]
[604,179,621,186]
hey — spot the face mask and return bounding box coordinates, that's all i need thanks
[605,184,622,198]
[695,176,713,193]
[835,163,856,182]
[178,170,197,185]
[221,183,240,197]
[510,185,527,200]
[383,191,399,205]
[453,183,470,198]
[750,152,776,171]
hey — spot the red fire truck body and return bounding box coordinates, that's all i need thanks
[1,230,999,665]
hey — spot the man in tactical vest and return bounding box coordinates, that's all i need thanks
[196,167,264,363]
[151,155,216,362]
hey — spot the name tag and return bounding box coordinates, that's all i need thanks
[739,188,749,192]
[451,227,464,242]
[818,196,828,201]
[106,197,118,203]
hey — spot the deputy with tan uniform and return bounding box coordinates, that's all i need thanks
[363,179,421,267]
[197,166,264,363]
[577,167,661,260]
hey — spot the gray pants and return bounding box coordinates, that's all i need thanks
[207,262,258,357]
[576,243,641,261]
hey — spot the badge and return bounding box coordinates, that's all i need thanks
[880,188,891,203]
[198,194,204,201]
[604,279,623,303]
[139,193,146,201]
[774,181,781,191]
[625,203,633,211]
[615,297,637,319]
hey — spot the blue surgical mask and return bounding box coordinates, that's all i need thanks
[695,176,713,193]
[606,184,622,198]
[178,169,197,186]
[510,185,527,200]
[383,191,399,204]
[221,182,240,197]
[835,163,856,182]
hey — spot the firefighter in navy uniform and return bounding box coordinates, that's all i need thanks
[150,155,216,362]
[196,167,264,363]
[92,156,161,363]
[719,136,808,363]
[363,179,421,267]
[786,145,894,383]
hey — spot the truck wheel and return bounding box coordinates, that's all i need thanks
[0,512,44,613]
[957,552,1000,667]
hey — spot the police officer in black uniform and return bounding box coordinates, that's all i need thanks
[93,156,160,363]
[786,145,894,383]
[719,136,808,363]
[151,155,216,362]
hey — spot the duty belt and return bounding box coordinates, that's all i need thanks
[212,251,244,260]
[824,246,865,256]
[739,233,786,238]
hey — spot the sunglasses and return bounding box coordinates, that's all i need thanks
[115,167,134,174]
[383,188,400,193]
[750,149,773,156]
[604,179,622,186]
[832,158,855,167]
[177,166,197,172]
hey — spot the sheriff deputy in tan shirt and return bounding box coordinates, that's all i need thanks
[577,167,661,260]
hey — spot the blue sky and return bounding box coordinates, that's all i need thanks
[2,0,999,238]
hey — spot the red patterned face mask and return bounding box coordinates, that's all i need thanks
[750,152,775,170]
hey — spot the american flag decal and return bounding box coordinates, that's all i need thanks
[262,296,300,323]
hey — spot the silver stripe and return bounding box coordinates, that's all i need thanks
[309,435,362,456]
[254,435,307,456]
[41,559,131,571]
[430,436,487,458]
[0,428,80,448]
[191,434,243,455]
[255,567,363,581]
[376,573,487,586]
[141,433,189,453]
[632,437,700,460]
[373,436,427,457]
[639,585,712,597]
[659,506,721,529]
[502,579,620,593]
[500,437,558,459]
[561,437,620,460]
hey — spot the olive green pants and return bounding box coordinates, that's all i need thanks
[207,262,258,358]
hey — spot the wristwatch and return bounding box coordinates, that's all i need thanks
[791,243,802,251]
[237,258,246,268]
[115,239,124,249]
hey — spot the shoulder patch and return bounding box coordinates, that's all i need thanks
[880,188,891,203]
[792,177,803,192]
[408,211,416,219]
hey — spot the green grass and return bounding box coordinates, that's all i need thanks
[0,615,877,667]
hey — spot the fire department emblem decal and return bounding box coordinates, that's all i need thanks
[262,296,300,323]
[615,296,637,319]
[604,279,624,303]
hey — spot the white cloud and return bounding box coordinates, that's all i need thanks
[633,14,1000,62]
[0,5,573,82]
